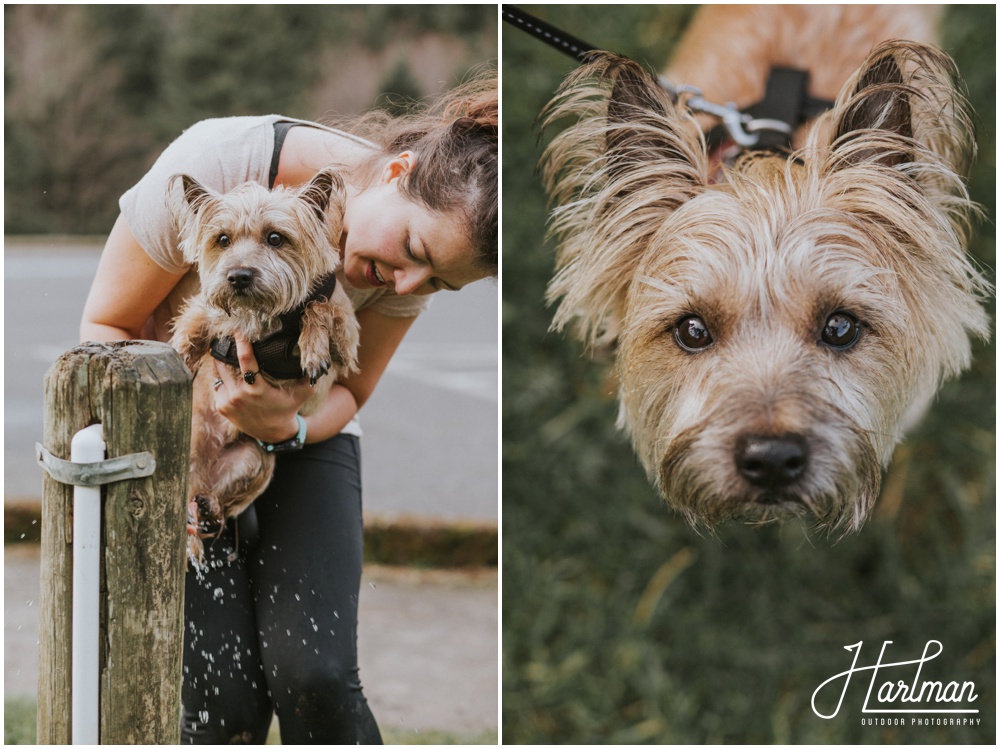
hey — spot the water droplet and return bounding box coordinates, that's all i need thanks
[199,710,209,724]
[213,588,224,600]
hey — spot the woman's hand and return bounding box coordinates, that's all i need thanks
[212,336,315,443]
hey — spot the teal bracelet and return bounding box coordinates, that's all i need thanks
[257,414,307,454]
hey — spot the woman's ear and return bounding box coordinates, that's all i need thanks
[379,151,416,185]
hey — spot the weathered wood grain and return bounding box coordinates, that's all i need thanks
[37,341,192,744]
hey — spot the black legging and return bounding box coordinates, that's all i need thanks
[180,434,382,744]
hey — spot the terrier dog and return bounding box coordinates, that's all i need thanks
[540,6,990,532]
[169,169,360,563]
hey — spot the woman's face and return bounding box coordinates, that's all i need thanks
[340,153,483,296]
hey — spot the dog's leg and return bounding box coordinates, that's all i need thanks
[185,368,225,566]
[299,287,360,385]
[186,439,274,566]
[208,442,275,522]
[170,296,214,373]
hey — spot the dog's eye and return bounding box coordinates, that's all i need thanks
[821,311,861,349]
[674,315,713,352]
[266,232,285,248]
[218,234,231,249]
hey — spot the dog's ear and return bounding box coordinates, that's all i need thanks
[828,41,974,178]
[299,168,344,218]
[175,174,214,214]
[167,174,220,264]
[167,173,215,223]
[603,58,702,188]
[541,52,707,346]
[832,51,912,168]
[299,168,346,240]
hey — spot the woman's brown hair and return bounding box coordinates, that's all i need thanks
[329,68,498,275]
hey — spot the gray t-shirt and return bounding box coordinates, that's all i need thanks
[119,115,430,436]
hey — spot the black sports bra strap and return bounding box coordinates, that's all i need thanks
[268,120,300,189]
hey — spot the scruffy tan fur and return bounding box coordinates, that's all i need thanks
[169,170,360,563]
[541,6,990,532]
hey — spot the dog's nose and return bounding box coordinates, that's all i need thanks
[735,435,809,488]
[228,268,255,291]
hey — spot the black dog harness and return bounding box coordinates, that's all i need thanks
[210,272,338,380]
[703,68,834,157]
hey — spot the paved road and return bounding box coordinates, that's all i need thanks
[4,237,498,524]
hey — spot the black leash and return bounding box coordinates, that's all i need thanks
[501,5,598,63]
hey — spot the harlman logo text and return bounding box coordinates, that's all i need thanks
[812,640,980,726]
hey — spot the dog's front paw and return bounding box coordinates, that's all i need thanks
[300,294,359,384]
[299,321,337,385]
[303,359,330,387]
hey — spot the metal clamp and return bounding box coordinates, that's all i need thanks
[36,443,156,487]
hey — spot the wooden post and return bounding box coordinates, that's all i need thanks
[37,341,192,744]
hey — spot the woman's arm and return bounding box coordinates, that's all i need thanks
[81,215,188,342]
[213,308,417,444]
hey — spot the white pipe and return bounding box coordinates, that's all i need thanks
[71,423,104,745]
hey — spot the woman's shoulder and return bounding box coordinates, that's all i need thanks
[179,114,287,137]
[163,115,285,165]
[127,115,292,199]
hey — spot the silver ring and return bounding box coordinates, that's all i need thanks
[213,378,224,390]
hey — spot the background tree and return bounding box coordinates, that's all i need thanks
[3,5,497,235]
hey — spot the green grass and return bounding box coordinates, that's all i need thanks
[4,698,496,745]
[502,5,995,744]
[3,697,36,745]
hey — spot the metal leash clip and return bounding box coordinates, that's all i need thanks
[659,78,792,148]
